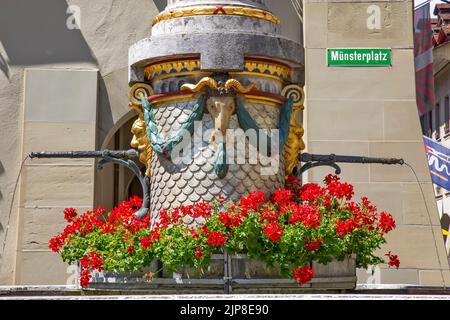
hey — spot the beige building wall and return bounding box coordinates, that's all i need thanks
[304,0,450,286]
[0,0,160,285]
[15,69,98,285]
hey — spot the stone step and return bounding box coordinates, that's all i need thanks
[2,285,450,298]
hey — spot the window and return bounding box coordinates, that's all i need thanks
[421,114,427,135]
[435,103,440,140]
[445,96,450,134]
[428,110,433,137]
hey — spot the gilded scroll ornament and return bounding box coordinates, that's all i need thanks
[281,85,305,177]
[129,83,154,106]
[129,83,155,176]
[281,84,305,109]
[181,77,220,93]
[224,79,259,94]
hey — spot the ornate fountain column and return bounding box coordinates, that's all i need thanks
[81,1,358,292]
[128,0,305,217]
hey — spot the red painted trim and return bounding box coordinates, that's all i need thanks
[247,91,287,102]
[147,92,190,101]
[213,6,226,14]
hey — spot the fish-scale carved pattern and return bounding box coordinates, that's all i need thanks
[149,101,285,222]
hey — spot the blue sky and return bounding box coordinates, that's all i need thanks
[414,0,440,16]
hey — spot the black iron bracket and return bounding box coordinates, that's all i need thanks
[28,150,406,217]
[298,153,405,175]
[29,149,150,219]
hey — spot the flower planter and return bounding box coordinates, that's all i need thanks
[54,176,397,292]
[87,255,356,294]
[229,254,356,293]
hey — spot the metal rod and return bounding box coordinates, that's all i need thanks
[301,153,405,165]
[298,153,405,175]
[30,150,139,159]
[28,149,149,219]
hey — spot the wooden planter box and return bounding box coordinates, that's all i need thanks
[87,255,356,294]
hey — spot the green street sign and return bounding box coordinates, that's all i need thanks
[327,48,392,67]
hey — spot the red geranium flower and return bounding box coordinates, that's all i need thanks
[260,205,280,223]
[179,205,193,217]
[289,203,322,229]
[140,228,161,250]
[385,251,400,269]
[88,252,104,271]
[305,238,324,251]
[293,265,315,285]
[326,178,354,200]
[190,228,200,239]
[324,174,340,185]
[63,208,78,223]
[336,218,356,238]
[239,192,266,216]
[93,205,107,218]
[193,201,213,218]
[79,251,104,287]
[80,269,92,288]
[140,237,152,250]
[202,225,210,236]
[217,194,226,204]
[303,210,322,229]
[159,209,171,227]
[263,222,284,242]
[207,232,227,247]
[286,176,302,191]
[300,183,324,202]
[361,197,377,211]
[378,212,396,234]
[49,235,65,253]
[171,208,182,223]
[272,189,294,205]
[195,247,204,259]
[219,211,242,228]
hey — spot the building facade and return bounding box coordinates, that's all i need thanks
[420,3,450,257]
[0,0,449,287]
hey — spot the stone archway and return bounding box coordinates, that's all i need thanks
[94,114,145,211]
[94,66,143,211]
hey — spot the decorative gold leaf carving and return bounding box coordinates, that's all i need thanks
[129,83,154,177]
[281,85,306,178]
[145,57,291,84]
